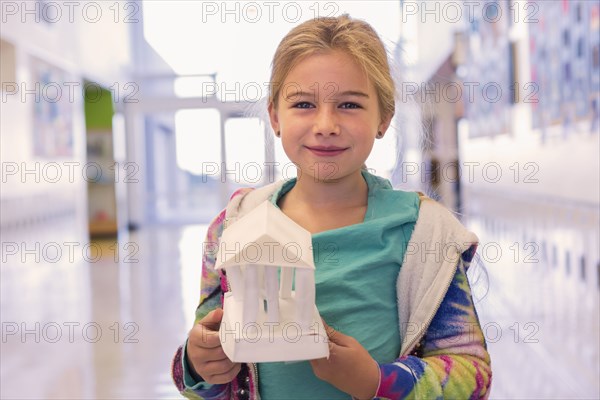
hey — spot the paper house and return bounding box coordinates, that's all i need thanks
[214,200,329,363]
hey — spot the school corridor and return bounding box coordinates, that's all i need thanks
[1,1,599,399]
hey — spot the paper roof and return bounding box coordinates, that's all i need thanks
[214,200,315,270]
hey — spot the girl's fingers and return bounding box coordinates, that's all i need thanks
[193,345,228,362]
[202,358,236,376]
[204,362,242,384]
[198,308,224,331]
[200,330,222,349]
[189,327,222,349]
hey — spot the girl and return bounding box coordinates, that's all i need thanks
[172,15,492,399]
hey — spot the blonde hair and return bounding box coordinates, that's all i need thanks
[268,14,395,123]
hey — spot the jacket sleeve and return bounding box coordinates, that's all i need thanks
[171,188,256,399]
[376,245,492,399]
[171,207,231,399]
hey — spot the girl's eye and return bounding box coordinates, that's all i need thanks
[340,102,361,109]
[292,102,314,109]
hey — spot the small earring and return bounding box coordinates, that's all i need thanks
[376,131,383,138]
[276,131,280,137]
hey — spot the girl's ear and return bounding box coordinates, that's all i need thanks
[377,113,393,137]
[268,102,280,133]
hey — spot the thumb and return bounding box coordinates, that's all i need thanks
[199,308,224,330]
[321,319,350,346]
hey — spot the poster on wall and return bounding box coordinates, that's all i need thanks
[590,3,600,133]
[31,56,74,157]
[529,0,600,136]
[465,0,511,138]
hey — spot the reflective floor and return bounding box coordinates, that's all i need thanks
[465,189,600,400]
[1,215,599,399]
[1,218,203,399]
[469,227,600,399]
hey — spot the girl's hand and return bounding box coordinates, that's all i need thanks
[310,320,380,399]
[186,308,241,384]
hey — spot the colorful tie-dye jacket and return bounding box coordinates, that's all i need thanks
[171,183,492,399]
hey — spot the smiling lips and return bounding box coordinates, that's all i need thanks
[305,145,349,157]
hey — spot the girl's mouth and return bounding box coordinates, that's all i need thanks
[305,146,348,157]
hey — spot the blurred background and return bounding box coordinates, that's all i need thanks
[1,0,598,398]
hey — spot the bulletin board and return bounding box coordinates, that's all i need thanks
[31,56,74,157]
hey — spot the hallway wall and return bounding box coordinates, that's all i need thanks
[1,2,133,234]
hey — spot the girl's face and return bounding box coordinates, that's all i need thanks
[269,50,391,183]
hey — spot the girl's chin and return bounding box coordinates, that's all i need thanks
[296,162,341,179]
[295,164,366,182]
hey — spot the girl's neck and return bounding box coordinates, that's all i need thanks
[287,169,368,210]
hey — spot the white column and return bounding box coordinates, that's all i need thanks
[294,268,315,331]
[264,265,280,323]
[219,112,229,206]
[243,265,259,327]
[280,267,293,299]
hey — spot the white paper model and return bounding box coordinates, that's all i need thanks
[214,200,330,363]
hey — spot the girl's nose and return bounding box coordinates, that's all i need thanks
[313,107,340,136]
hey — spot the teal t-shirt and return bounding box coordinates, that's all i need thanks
[258,170,419,399]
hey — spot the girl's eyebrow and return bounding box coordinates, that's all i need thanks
[284,90,369,100]
[337,90,370,98]
[284,90,314,101]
